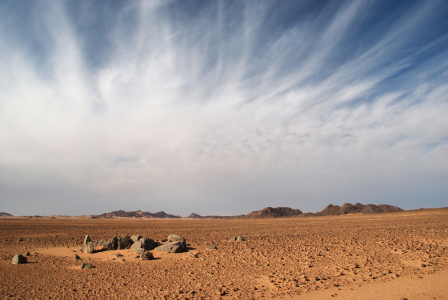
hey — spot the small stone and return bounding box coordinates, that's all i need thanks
[80,263,93,269]
[141,251,154,260]
[74,254,81,261]
[189,253,198,258]
[25,252,30,256]
[421,263,426,267]
[113,253,123,258]
[206,245,217,250]
[11,254,27,265]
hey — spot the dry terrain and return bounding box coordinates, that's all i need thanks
[1,209,447,299]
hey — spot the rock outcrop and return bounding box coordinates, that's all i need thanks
[316,203,403,216]
[244,207,303,218]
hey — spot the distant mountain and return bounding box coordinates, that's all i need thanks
[316,203,402,216]
[187,213,203,219]
[94,210,181,219]
[0,212,13,217]
[187,213,234,219]
[243,207,303,218]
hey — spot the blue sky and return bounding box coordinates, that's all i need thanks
[1,0,447,216]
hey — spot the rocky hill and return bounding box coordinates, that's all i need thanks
[316,203,402,216]
[243,207,303,218]
[187,213,234,219]
[94,210,180,219]
[0,212,13,217]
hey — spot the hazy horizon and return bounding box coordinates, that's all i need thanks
[1,1,448,216]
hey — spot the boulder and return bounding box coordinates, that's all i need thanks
[82,242,95,253]
[154,242,183,253]
[117,235,133,249]
[131,235,142,243]
[131,241,144,254]
[140,251,154,260]
[84,235,91,245]
[95,239,106,247]
[140,237,157,250]
[103,237,118,250]
[167,234,187,251]
[11,254,27,265]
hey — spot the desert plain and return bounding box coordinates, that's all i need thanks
[1,208,448,299]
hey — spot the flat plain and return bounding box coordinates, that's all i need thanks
[1,208,447,299]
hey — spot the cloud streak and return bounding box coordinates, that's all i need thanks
[1,0,447,215]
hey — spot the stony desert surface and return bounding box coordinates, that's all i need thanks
[1,208,447,299]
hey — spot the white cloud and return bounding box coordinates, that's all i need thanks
[0,1,447,215]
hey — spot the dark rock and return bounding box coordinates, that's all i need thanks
[11,254,27,264]
[113,253,123,258]
[140,237,157,250]
[103,237,118,250]
[154,242,183,253]
[117,235,133,249]
[188,253,198,258]
[74,254,81,261]
[140,251,154,260]
[25,252,30,256]
[80,263,94,269]
[167,234,187,251]
[131,235,142,243]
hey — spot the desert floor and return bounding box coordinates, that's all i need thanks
[1,209,447,299]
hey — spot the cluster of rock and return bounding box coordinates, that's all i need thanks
[82,234,188,259]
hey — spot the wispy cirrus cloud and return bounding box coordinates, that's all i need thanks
[0,0,447,215]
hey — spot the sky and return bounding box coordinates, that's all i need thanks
[1,0,448,216]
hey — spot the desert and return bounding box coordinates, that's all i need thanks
[1,208,448,299]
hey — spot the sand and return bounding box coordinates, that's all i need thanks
[1,208,447,299]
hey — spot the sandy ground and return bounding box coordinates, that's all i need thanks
[0,208,447,299]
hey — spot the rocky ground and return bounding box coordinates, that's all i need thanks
[1,209,447,299]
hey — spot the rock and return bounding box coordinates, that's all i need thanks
[167,234,187,251]
[135,248,146,255]
[74,254,81,261]
[84,235,91,245]
[95,239,106,247]
[140,251,154,260]
[131,235,142,243]
[117,235,133,249]
[154,242,183,253]
[131,241,144,252]
[82,241,95,253]
[113,253,123,258]
[80,263,94,269]
[11,254,27,264]
[189,253,198,258]
[25,252,30,256]
[140,237,158,250]
[229,236,245,242]
[206,245,217,250]
[103,237,118,250]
